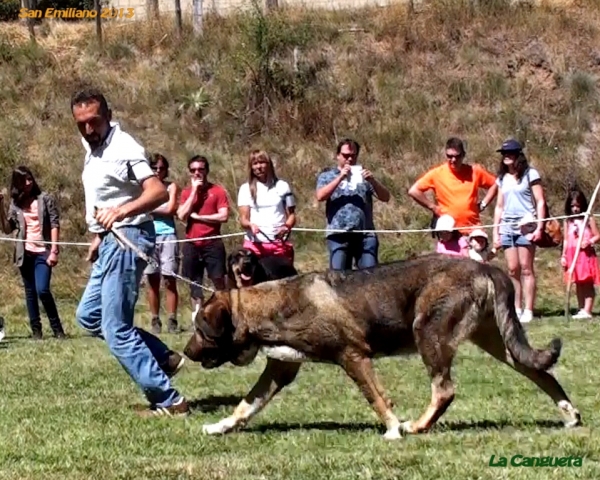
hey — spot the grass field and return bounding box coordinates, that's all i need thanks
[0,306,598,480]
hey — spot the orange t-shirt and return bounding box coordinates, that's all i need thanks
[415,163,496,230]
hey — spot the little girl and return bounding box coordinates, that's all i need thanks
[561,188,600,319]
[467,228,496,263]
[434,214,469,257]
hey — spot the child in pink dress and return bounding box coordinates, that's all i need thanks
[434,214,469,257]
[561,188,600,319]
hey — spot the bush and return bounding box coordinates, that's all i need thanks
[0,0,20,21]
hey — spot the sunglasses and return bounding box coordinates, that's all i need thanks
[446,153,462,159]
[189,168,206,173]
[341,153,356,159]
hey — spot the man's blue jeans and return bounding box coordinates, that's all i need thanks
[76,223,181,408]
[326,232,379,271]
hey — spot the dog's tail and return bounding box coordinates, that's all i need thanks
[487,267,561,371]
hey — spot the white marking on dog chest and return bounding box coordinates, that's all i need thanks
[262,346,308,362]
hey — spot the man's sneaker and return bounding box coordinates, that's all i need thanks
[151,316,162,334]
[0,316,5,342]
[136,397,190,418]
[160,351,185,378]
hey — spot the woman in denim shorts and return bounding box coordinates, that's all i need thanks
[492,139,548,323]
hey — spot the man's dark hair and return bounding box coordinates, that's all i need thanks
[445,137,465,156]
[336,138,361,156]
[70,88,110,116]
[188,155,210,173]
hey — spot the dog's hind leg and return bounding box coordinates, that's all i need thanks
[402,313,458,434]
[202,358,302,435]
[471,329,582,428]
[341,353,402,440]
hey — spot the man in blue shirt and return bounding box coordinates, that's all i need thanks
[315,139,391,271]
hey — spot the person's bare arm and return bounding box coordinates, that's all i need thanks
[95,176,168,231]
[177,180,202,222]
[407,183,440,216]
[316,165,351,202]
[363,169,391,202]
[153,182,180,216]
[190,206,229,224]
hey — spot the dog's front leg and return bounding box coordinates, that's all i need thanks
[203,358,302,435]
[341,354,402,440]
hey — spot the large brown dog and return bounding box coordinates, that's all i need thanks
[183,254,581,439]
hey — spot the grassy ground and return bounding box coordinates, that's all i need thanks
[1,2,600,477]
[0,309,598,479]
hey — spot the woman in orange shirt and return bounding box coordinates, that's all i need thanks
[0,167,66,340]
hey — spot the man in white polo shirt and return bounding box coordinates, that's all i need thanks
[71,89,189,417]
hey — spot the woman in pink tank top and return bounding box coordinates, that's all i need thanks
[0,167,65,339]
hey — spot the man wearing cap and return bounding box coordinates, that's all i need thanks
[408,137,498,235]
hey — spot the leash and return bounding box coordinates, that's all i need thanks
[257,227,291,244]
[92,208,215,294]
[109,227,216,294]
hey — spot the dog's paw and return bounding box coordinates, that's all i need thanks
[202,418,236,435]
[565,410,582,428]
[383,427,402,440]
[401,420,417,434]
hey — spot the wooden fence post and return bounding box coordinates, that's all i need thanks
[175,0,183,38]
[95,0,103,48]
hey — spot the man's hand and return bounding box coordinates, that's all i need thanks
[339,164,351,179]
[362,169,374,182]
[94,206,128,231]
[46,251,59,267]
[191,178,204,190]
[86,235,102,263]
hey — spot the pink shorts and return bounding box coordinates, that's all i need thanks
[242,239,295,264]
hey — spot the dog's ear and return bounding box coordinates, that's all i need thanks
[198,293,232,340]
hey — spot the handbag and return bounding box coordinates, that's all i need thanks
[526,169,562,248]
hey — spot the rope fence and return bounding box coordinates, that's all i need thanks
[2,212,600,247]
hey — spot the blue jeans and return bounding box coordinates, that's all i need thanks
[326,233,379,271]
[75,223,181,408]
[19,250,64,335]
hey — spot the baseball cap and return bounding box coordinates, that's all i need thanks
[496,138,523,153]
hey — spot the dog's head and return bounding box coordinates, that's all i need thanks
[227,248,262,289]
[183,291,259,369]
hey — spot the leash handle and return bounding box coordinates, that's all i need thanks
[257,227,291,244]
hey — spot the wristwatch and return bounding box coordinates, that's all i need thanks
[479,201,487,212]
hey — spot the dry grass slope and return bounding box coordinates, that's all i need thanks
[1,0,600,328]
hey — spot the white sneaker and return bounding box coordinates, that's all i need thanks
[520,310,533,323]
[0,328,4,342]
[572,310,593,320]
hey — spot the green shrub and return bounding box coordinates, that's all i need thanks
[0,0,20,21]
